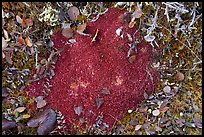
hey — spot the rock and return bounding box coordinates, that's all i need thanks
[152,109,160,116]
[163,85,171,94]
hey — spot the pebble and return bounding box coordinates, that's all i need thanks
[152,109,160,116]
[128,109,133,113]
[163,85,171,94]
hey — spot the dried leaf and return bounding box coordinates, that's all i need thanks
[128,55,136,63]
[22,16,25,28]
[144,35,155,42]
[68,6,80,21]
[2,37,8,50]
[5,51,13,64]
[25,18,33,27]
[176,71,184,81]
[143,91,148,99]
[160,117,169,123]
[116,27,122,36]
[193,114,202,128]
[22,114,31,119]
[37,110,56,135]
[135,124,142,131]
[30,47,35,55]
[91,29,99,42]
[2,52,5,59]
[36,96,47,109]
[37,100,47,109]
[132,9,143,18]
[130,120,137,126]
[3,29,9,40]
[62,28,74,39]
[95,98,104,109]
[74,106,83,116]
[128,20,136,28]
[126,33,133,42]
[16,15,22,24]
[141,122,150,129]
[160,100,169,108]
[14,107,26,113]
[2,87,9,97]
[25,37,32,47]
[139,106,148,112]
[77,23,87,33]
[27,111,48,127]
[101,88,110,95]
[68,39,76,44]
[152,109,160,116]
[117,124,125,133]
[18,35,25,45]
[27,109,56,135]
[2,119,16,131]
[192,103,200,113]
[176,118,185,127]
[159,107,169,113]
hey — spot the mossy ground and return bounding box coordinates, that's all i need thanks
[2,2,202,135]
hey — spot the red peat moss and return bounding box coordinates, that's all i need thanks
[25,8,159,133]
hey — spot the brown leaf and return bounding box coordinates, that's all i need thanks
[36,96,47,109]
[4,51,13,64]
[25,37,32,47]
[130,120,137,126]
[62,28,74,39]
[14,107,26,114]
[128,55,136,63]
[159,107,169,113]
[2,52,5,59]
[3,29,9,40]
[160,117,169,123]
[22,16,26,28]
[101,88,110,95]
[160,100,169,108]
[128,20,136,28]
[132,9,143,19]
[68,6,80,21]
[2,87,9,97]
[25,18,33,27]
[27,109,56,135]
[193,114,202,128]
[95,98,104,109]
[74,106,83,116]
[176,71,184,81]
[77,23,87,33]
[37,110,56,135]
[135,124,142,131]
[139,106,148,112]
[18,35,25,45]
[2,37,8,50]
[16,15,22,24]
[143,91,148,99]
[2,119,16,131]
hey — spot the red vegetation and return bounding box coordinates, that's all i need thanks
[25,8,158,132]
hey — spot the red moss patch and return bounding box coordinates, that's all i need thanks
[25,8,158,133]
